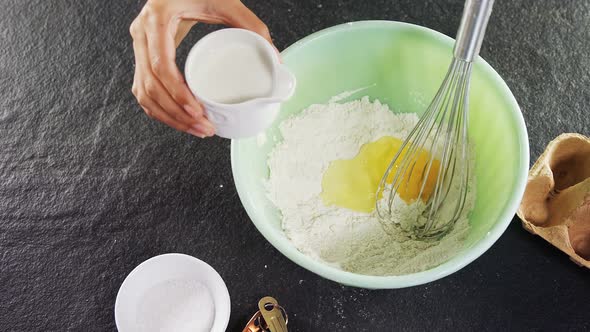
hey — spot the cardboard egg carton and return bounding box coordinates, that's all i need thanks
[517,133,590,268]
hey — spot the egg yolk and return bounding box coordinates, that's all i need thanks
[320,136,441,213]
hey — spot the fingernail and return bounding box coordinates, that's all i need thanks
[187,128,206,139]
[192,123,215,137]
[183,105,201,118]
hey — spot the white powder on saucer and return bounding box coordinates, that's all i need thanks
[136,279,215,332]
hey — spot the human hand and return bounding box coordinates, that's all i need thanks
[130,0,273,138]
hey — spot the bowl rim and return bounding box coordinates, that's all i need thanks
[230,20,530,289]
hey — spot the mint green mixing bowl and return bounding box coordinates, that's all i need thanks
[231,21,529,288]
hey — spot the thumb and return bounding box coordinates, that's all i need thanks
[224,1,273,45]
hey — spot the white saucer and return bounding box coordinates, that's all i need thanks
[115,253,231,332]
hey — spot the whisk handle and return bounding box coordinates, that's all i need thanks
[453,0,495,62]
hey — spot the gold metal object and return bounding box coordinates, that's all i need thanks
[242,296,288,332]
[258,297,288,332]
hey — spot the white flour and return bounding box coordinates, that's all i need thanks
[266,97,475,275]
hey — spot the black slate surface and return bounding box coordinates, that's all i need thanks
[1,0,589,331]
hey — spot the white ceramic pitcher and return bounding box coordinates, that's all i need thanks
[185,28,296,139]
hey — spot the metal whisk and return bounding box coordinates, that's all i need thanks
[376,0,495,239]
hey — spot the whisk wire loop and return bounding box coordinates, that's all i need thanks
[376,0,494,239]
[376,59,475,239]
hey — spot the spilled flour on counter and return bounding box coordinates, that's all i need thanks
[266,97,476,275]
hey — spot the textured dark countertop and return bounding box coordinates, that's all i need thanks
[1,0,589,331]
